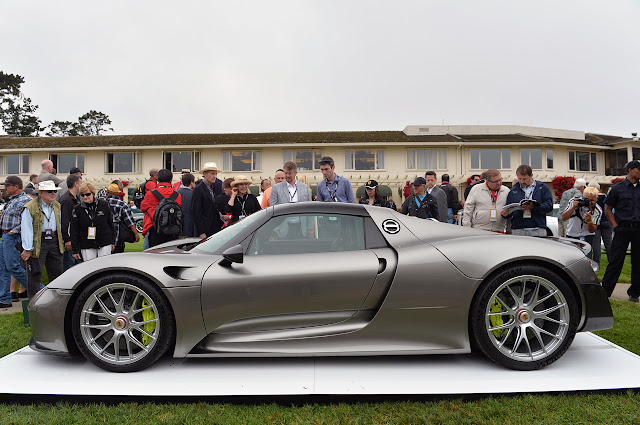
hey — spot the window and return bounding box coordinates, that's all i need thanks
[547,149,554,169]
[520,148,543,169]
[163,151,200,173]
[345,150,384,170]
[406,149,447,170]
[606,150,629,175]
[247,213,365,256]
[105,152,141,174]
[470,149,510,170]
[222,151,261,172]
[569,151,597,172]
[282,150,323,171]
[0,154,29,174]
[50,153,85,174]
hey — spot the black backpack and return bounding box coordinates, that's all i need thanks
[152,189,183,236]
[132,180,150,208]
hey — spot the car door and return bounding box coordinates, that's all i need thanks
[201,212,381,333]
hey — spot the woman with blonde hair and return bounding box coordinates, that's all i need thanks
[70,182,115,261]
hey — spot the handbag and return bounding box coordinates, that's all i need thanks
[118,220,137,243]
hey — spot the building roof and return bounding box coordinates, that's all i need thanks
[0,126,624,150]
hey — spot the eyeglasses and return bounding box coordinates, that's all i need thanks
[81,193,92,197]
[46,190,57,194]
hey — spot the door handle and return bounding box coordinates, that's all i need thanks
[377,258,387,274]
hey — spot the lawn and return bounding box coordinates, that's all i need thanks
[1,301,640,423]
[597,253,632,283]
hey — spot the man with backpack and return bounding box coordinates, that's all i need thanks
[140,169,183,248]
[400,177,439,220]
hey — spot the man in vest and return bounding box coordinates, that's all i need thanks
[20,180,65,298]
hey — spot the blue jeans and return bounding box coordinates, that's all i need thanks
[447,208,455,224]
[143,235,149,250]
[63,249,79,272]
[0,233,28,304]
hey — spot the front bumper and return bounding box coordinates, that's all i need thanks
[28,287,73,356]
[579,282,614,332]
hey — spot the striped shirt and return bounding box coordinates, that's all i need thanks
[0,191,32,233]
[106,195,135,245]
[564,198,603,237]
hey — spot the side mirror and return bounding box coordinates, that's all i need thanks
[220,244,244,267]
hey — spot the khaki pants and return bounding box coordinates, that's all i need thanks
[558,219,567,237]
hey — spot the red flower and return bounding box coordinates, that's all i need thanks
[402,180,413,199]
[121,180,130,187]
[552,176,576,199]
[611,178,624,185]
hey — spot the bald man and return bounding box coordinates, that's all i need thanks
[37,160,62,186]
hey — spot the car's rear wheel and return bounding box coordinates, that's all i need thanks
[470,265,579,370]
[71,274,174,372]
[135,219,143,233]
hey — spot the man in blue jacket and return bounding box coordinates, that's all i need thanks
[501,164,553,236]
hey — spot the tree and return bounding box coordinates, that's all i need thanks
[0,71,44,136]
[76,110,113,136]
[46,120,80,137]
[1,96,44,137]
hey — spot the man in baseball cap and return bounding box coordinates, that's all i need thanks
[400,177,439,220]
[601,159,640,301]
[0,176,32,308]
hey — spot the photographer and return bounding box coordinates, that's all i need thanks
[560,187,602,259]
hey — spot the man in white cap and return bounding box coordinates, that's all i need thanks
[192,162,223,238]
[557,178,586,237]
[20,180,65,298]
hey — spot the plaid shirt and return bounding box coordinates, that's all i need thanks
[106,195,135,245]
[0,191,32,233]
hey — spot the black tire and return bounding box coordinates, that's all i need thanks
[135,219,144,233]
[470,264,579,370]
[71,274,175,372]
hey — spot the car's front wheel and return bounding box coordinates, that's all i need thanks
[71,274,175,372]
[470,265,579,370]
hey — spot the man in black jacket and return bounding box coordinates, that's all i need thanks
[440,174,462,224]
[192,163,223,238]
[401,177,439,220]
[60,174,81,271]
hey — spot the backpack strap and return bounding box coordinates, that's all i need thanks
[152,189,164,201]
[168,191,178,202]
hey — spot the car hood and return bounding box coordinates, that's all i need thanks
[47,245,220,290]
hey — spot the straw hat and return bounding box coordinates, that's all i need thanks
[198,162,220,174]
[230,175,252,187]
[36,180,61,191]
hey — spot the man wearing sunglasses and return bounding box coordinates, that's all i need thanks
[20,180,64,298]
[0,176,32,308]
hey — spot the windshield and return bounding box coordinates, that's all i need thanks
[190,209,268,254]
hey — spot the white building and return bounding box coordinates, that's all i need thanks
[1,125,638,204]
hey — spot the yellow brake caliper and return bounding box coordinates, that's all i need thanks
[490,299,504,338]
[141,298,156,345]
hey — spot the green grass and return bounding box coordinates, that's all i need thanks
[1,301,640,423]
[597,253,633,283]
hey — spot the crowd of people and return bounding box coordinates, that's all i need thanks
[0,157,638,308]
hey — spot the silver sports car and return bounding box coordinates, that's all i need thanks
[29,202,613,372]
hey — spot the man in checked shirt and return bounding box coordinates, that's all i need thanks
[0,176,32,308]
[105,183,140,253]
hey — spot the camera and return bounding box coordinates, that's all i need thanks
[577,198,591,208]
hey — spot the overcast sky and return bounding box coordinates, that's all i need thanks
[2,0,639,137]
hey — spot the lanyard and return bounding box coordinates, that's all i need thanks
[237,195,247,216]
[83,204,96,226]
[522,181,535,200]
[487,183,499,205]
[288,184,298,202]
[41,202,53,223]
[325,176,340,202]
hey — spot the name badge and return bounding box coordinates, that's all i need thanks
[44,228,53,240]
[523,210,532,219]
[490,209,498,222]
[88,227,97,240]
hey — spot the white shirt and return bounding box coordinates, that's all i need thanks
[427,186,435,194]
[564,199,603,237]
[287,181,299,202]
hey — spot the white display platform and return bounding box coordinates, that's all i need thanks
[1,333,639,399]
